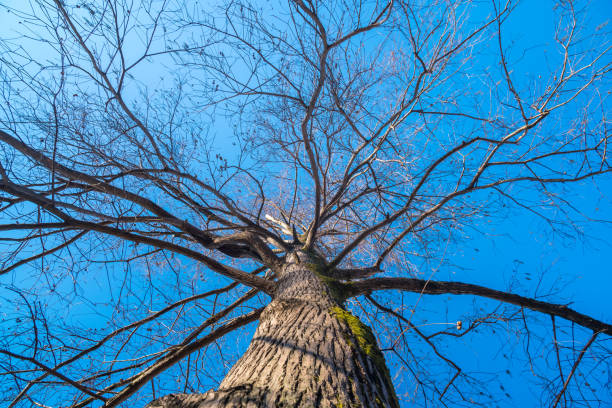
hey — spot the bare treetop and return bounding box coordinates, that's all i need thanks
[0,0,610,407]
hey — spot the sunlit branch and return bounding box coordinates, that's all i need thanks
[6,278,255,408]
[0,349,106,403]
[0,230,87,276]
[77,308,264,408]
[366,295,461,400]
[0,129,271,261]
[0,177,275,293]
[551,332,599,408]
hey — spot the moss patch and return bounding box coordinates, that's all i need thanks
[330,306,399,408]
[330,306,379,361]
[304,258,354,304]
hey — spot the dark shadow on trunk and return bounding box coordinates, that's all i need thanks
[148,251,399,408]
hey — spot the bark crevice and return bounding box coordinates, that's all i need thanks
[149,252,399,407]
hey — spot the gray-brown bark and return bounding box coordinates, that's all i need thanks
[148,251,399,407]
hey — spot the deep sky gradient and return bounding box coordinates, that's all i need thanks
[0,0,611,407]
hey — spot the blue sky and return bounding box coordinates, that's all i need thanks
[0,0,611,407]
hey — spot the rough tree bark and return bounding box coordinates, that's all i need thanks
[147,250,399,408]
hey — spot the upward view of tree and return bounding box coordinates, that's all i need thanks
[0,0,610,406]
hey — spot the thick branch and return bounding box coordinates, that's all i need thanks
[89,308,263,408]
[0,178,275,293]
[348,277,612,335]
[327,266,381,280]
[0,129,264,261]
[7,281,247,408]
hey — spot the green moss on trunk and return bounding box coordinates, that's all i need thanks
[304,260,353,304]
[330,306,399,408]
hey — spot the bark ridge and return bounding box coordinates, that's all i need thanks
[148,252,399,407]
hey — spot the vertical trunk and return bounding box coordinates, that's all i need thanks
[149,251,399,408]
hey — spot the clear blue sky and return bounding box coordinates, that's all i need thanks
[0,0,610,407]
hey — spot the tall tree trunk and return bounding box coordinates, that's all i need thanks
[148,250,399,408]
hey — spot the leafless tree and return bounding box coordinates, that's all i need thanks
[0,0,610,407]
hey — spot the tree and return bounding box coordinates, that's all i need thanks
[0,0,610,406]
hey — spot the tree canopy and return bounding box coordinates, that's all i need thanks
[0,0,611,407]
